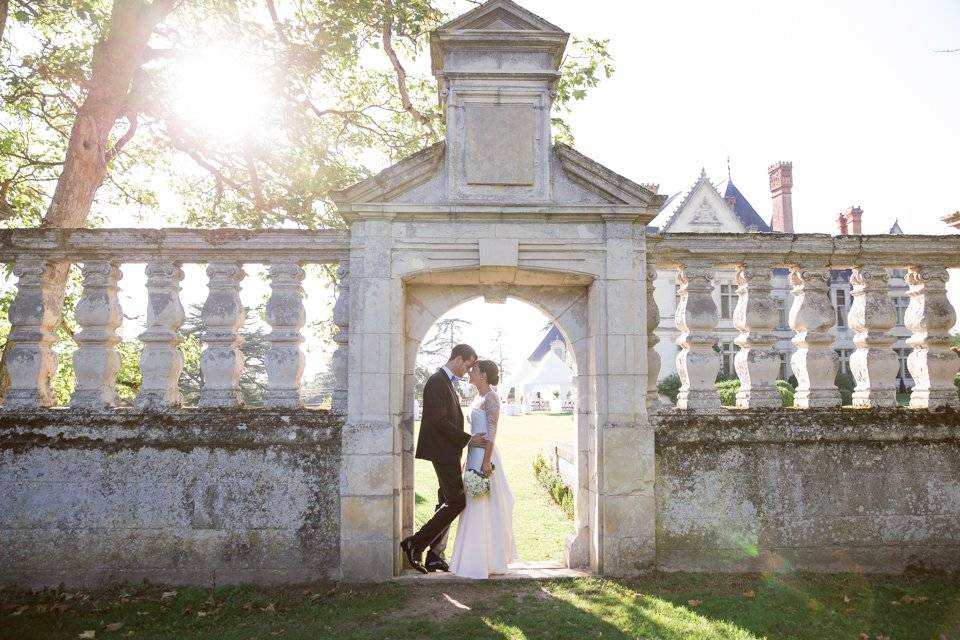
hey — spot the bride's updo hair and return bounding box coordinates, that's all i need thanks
[476,359,499,386]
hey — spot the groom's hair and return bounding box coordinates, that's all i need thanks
[449,343,477,363]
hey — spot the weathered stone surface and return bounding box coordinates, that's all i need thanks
[654,408,960,573]
[0,409,341,588]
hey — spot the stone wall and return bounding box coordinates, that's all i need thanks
[654,408,960,573]
[0,409,341,589]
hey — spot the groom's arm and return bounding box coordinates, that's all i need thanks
[424,377,471,448]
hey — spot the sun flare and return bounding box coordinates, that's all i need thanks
[174,50,267,140]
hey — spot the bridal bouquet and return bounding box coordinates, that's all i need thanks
[463,466,494,498]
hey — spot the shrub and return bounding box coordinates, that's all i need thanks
[532,452,574,520]
[712,378,795,407]
[835,371,856,406]
[657,374,681,404]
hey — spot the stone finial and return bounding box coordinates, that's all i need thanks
[848,267,898,407]
[136,260,186,409]
[265,261,306,408]
[733,264,781,407]
[768,161,794,233]
[4,258,61,408]
[199,262,245,408]
[70,261,123,408]
[674,262,720,410]
[905,266,959,409]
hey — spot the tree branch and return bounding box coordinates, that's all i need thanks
[381,0,437,142]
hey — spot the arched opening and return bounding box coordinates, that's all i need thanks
[400,274,592,573]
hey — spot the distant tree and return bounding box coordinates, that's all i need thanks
[420,317,472,364]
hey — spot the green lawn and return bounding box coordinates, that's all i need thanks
[414,412,575,562]
[4,573,960,639]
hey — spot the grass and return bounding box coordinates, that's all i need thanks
[414,412,575,562]
[3,573,960,639]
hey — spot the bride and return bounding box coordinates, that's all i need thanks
[449,359,518,579]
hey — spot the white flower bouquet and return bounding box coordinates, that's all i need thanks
[463,467,493,498]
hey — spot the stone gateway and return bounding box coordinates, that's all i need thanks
[0,0,958,587]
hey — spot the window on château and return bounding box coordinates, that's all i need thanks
[894,296,909,326]
[836,348,851,374]
[775,297,788,329]
[720,284,736,320]
[834,288,847,328]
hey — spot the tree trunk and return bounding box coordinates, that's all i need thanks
[0,0,176,398]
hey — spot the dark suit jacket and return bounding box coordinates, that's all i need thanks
[415,368,471,464]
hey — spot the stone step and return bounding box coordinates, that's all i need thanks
[395,560,590,582]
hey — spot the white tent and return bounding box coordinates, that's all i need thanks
[516,349,574,412]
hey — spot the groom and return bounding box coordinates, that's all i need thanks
[400,343,487,574]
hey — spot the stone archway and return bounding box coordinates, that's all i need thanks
[331,0,664,581]
[400,268,593,570]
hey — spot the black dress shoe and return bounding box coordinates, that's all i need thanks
[400,537,428,574]
[425,556,450,572]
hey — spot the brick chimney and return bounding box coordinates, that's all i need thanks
[844,206,863,235]
[836,213,848,235]
[768,161,794,233]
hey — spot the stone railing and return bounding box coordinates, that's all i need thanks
[646,233,960,412]
[0,228,350,411]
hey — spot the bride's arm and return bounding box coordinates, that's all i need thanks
[481,393,500,474]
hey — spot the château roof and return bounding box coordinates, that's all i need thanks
[527,325,566,363]
[652,168,771,233]
[717,178,771,232]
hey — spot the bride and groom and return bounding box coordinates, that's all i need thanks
[400,343,517,579]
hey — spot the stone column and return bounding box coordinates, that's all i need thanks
[331,261,350,415]
[136,260,185,408]
[905,266,959,409]
[199,262,244,408]
[340,219,401,581]
[4,258,61,408]
[593,218,655,577]
[674,262,720,410]
[645,266,661,409]
[265,260,306,408]
[70,261,122,408]
[788,266,840,407]
[848,267,898,407]
[733,264,780,408]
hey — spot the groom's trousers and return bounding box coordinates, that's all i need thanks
[409,461,465,557]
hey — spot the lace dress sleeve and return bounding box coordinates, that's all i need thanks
[482,392,501,443]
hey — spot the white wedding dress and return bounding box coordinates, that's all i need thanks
[449,390,518,578]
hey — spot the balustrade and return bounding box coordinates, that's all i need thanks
[647,233,960,414]
[0,229,957,416]
[0,228,348,410]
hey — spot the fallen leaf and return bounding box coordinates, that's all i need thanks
[857,634,869,640]
[9,604,29,616]
[136,611,150,616]
[742,590,755,598]
[52,604,70,614]
[260,603,276,613]
[843,594,851,603]
[270,631,286,637]
[105,622,124,632]
[197,611,209,618]
[687,599,702,607]
[79,631,96,639]
[889,600,901,606]
[242,602,254,611]
[901,595,928,604]
[309,594,322,601]
[160,591,177,601]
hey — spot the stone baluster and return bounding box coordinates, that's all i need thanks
[199,262,244,408]
[331,261,350,415]
[645,266,661,409]
[675,262,720,410]
[4,258,60,408]
[788,266,840,407]
[70,261,123,408]
[848,267,898,407]
[733,264,780,408]
[905,266,959,409]
[265,260,306,407]
[136,260,185,408]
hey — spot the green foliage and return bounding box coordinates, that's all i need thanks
[657,373,681,404]
[835,370,856,406]
[1,0,614,230]
[532,452,574,520]
[714,379,795,407]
